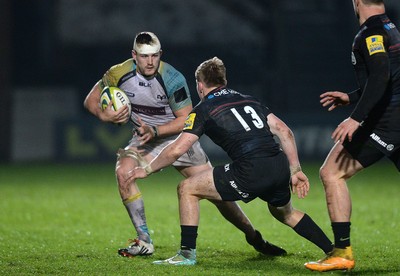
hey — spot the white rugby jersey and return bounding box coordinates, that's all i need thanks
[100,58,192,128]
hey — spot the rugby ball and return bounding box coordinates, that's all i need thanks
[100,86,132,124]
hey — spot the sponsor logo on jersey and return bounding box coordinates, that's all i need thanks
[366,35,385,56]
[370,133,394,151]
[224,164,230,172]
[213,89,230,97]
[131,104,166,115]
[229,180,249,198]
[139,81,151,87]
[210,88,240,98]
[384,23,396,30]
[183,113,196,130]
[157,95,167,101]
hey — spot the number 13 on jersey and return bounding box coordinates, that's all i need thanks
[230,106,264,131]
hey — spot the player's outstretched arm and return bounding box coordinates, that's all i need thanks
[129,132,199,182]
[148,132,197,172]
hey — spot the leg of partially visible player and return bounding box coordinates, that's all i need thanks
[305,142,363,272]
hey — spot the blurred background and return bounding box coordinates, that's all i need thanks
[1,0,399,163]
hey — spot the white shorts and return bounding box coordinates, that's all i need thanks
[127,134,209,167]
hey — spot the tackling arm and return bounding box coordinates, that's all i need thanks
[133,132,199,179]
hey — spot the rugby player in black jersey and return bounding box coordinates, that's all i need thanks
[130,57,333,266]
[305,0,400,272]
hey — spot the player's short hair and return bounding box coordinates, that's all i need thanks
[133,32,161,54]
[195,57,227,87]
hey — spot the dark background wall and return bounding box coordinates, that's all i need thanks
[2,0,400,163]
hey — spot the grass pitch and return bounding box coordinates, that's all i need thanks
[0,162,399,275]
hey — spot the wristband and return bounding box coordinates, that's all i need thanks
[290,165,302,176]
[151,126,158,138]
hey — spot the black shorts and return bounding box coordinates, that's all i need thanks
[344,129,400,171]
[213,152,291,207]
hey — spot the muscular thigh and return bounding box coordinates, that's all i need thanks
[180,168,222,201]
[322,142,366,180]
[176,162,212,178]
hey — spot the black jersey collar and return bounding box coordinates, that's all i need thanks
[360,13,387,29]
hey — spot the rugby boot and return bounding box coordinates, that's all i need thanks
[304,246,355,272]
[246,230,287,256]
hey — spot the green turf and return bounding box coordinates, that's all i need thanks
[0,162,399,275]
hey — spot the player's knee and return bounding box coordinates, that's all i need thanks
[319,164,335,184]
[115,163,134,187]
[177,179,190,198]
[115,167,126,187]
[268,202,298,226]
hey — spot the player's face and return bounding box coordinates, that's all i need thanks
[133,51,162,78]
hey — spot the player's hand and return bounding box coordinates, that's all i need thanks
[133,167,148,179]
[291,171,309,199]
[320,91,350,111]
[135,117,157,145]
[126,167,148,183]
[331,117,360,144]
[102,102,130,124]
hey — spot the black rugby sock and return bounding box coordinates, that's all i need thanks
[180,225,198,250]
[293,214,334,254]
[332,222,351,249]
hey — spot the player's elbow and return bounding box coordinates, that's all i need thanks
[276,124,294,142]
[287,128,295,140]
